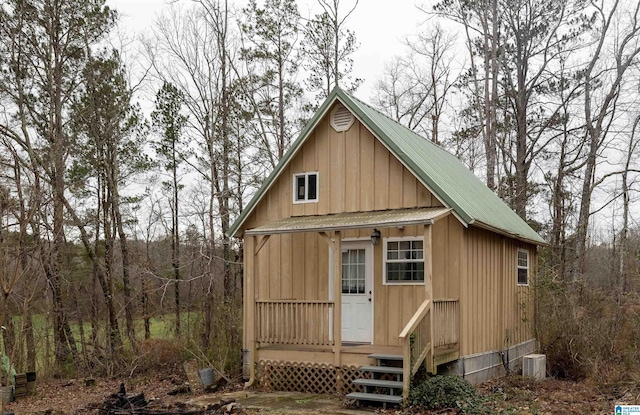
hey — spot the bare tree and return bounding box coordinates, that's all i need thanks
[301,0,361,104]
[373,24,457,144]
[240,0,303,166]
[574,0,640,279]
[0,0,116,367]
[432,0,501,190]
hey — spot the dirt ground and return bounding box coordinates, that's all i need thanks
[3,372,637,414]
[2,372,196,414]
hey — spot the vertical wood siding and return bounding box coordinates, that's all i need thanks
[459,226,536,356]
[241,104,535,351]
[243,105,443,230]
[243,106,445,346]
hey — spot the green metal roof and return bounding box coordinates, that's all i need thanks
[229,87,545,245]
[245,207,452,235]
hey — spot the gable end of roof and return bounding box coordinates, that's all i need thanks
[228,87,545,245]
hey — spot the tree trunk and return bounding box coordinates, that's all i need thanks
[173,140,181,337]
[110,155,136,350]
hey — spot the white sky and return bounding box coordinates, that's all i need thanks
[107,0,429,101]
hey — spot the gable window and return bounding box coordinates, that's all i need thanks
[384,238,424,284]
[517,249,529,285]
[293,172,318,203]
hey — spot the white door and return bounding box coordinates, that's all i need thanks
[340,241,373,343]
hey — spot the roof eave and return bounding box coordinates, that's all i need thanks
[470,219,546,246]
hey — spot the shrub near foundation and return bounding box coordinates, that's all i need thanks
[409,375,487,414]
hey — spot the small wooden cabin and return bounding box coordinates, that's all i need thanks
[229,87,544,403]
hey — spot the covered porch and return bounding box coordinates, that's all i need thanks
[243,207,460,400]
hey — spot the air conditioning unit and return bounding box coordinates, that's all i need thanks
[523,354,546,380]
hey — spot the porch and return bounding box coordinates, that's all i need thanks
[252,298,459,400]
[242,207,459,402]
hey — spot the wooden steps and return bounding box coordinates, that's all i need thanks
[346,354,404,408]
[346,346,460,407]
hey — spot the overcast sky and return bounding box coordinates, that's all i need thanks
[107,0,429,101]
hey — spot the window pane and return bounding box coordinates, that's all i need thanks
[518,250,528,266]
[307,174,317,200]
[387,268,400,281]
[385,239,425,283]
[386,256,424,282]
[518,268,528,285]
[296,176,306,200]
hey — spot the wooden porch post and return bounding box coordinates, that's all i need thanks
[333,230,342,389]
[245,234,269,388]
[244,235,256,387]
[424,224,434,373]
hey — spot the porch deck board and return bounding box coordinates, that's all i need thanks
[367,353,403,361]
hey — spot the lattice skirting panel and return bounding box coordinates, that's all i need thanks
[256,360,361,395]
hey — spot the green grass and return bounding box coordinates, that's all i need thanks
[1,311,203,375]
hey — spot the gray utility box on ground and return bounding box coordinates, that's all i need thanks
[522,354,546,380]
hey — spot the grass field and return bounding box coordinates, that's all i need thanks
[2,311,205,375]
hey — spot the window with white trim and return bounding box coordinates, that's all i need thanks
[384,238,424,284]
[517,249,529,285]
[293,172,318,203]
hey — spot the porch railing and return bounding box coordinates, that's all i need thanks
[399,298,432,402]
[256,300,334,346]
[399,298,459,402]
[433,299,459,347]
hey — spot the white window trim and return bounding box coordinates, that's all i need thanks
[517,248,529,286]
[383,236,425,286]
[292,171,319,204]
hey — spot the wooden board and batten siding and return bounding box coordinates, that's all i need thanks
[242,105,447,348]
[460,227,536,357]
[241,101,536,376]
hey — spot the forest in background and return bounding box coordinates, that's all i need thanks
[0,0,639,383]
